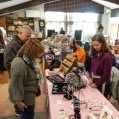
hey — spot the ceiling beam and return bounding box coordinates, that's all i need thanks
[0,0,118,15]
[0,0,11,3]
[105,0,119,5]
[0,0,59,15]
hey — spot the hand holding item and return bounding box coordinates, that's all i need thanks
[90,83,97,88]
[92,73,100,79]
[89,79,93,85]
[16,100,27,112]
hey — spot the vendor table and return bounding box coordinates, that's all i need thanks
[45,69,119,119]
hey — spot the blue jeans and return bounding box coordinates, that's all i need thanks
[21,105,34,119]
[14,105,21,115]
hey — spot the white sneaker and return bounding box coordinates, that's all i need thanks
[15,113,21,117]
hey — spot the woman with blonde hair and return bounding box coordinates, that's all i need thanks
[9,38,44,119]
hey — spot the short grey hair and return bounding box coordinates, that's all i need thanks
[18,25,32,34]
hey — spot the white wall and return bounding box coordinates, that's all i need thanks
[27,4,45,19]
[27,4,45,32]
[12,10,26,17]
[110,17,119,23]
[110,17,119,42]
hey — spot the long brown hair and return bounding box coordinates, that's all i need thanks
[91,34,111,58]
[17,38,44,59]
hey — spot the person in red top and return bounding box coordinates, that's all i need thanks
[72,40,86,68]
[75,40,86,66]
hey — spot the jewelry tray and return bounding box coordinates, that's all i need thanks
[52,82,68,94]
[46,75,65,83]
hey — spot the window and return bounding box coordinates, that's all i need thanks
[45,12,65,35]
[45,11,99,39]
[45,12,65,21]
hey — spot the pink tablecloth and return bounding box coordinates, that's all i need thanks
[45,69,119,119]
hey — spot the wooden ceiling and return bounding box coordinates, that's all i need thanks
[0,0,11,3]
[0,0,118,15]
[0,0,58,15]
[107,0,119,5]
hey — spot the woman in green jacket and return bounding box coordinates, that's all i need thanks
[9,39,44,119]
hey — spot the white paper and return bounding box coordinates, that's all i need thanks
[88,113,98,119]
[57,100,62,105]
[100,106,113,119]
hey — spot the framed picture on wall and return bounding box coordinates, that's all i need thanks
[39,20,45,29]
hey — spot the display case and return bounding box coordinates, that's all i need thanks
[6,17,34,34]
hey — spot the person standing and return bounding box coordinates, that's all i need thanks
[0,27,5,47]
[4,25,32,116]
[9,39,44,119]
[72,40,86,68]
[96,24,104,36]
[4,25,32,74]
[60,27,65,35]
[90,34,113,98]
[0,27,5,72]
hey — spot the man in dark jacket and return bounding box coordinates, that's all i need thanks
[60,27,65,35]
[4,25,32,116]
[0,28,5,47]
[4,25,32,74]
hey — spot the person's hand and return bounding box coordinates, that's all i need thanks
[92,73,100,79]
[16,100,27,112]
[92,73,96,78]
[89,79,93,85]
[71,53,76,56]
[90,83,97,88]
